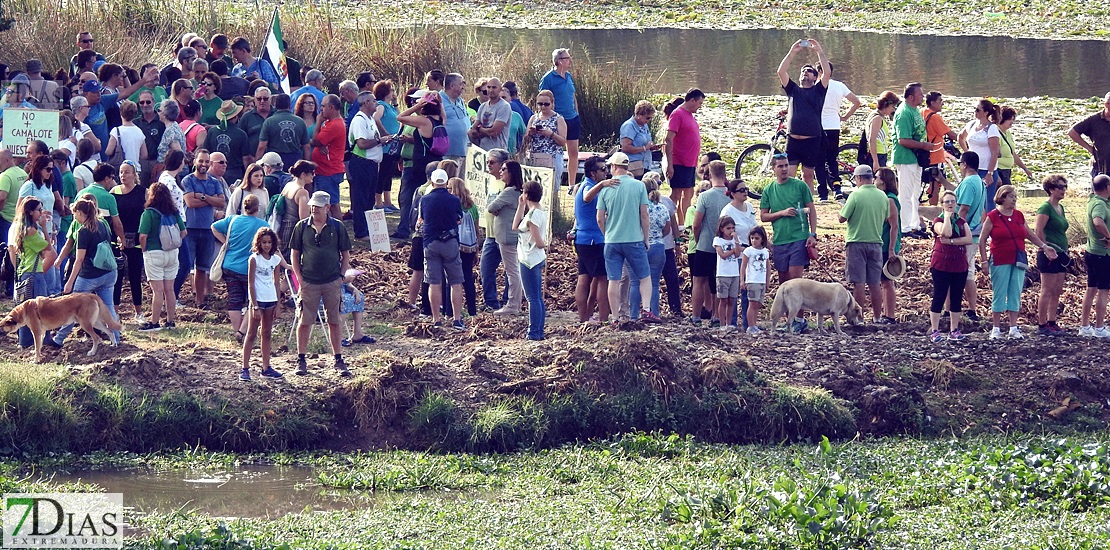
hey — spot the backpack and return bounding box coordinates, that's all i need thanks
[458,211,478,253]
[92,225,117,271]
[429,123,449,157]
[267,193,287,234]
[156,209,183,251]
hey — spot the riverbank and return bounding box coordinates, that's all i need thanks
[368,0,1110,40]
[11,432,1110,548]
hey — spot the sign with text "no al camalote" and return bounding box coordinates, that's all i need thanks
[2,109,60,157]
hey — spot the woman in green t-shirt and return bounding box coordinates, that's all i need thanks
[1034,175,1071,335]
[997,106,1035,187]
[8,197,57,349]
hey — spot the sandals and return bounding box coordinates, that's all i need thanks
[341,335,377,347]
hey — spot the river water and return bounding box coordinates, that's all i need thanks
[470,26,1110,99]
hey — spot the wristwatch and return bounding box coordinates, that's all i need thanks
[809,232,817,237]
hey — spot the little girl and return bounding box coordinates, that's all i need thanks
[741,226,770,335]
[242,227,290,381]
[712,216,742,331]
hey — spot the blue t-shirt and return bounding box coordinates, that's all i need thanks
[538,69,578,120]
[377,100,400,135]
[86,93,119,156]
[232,58,280,86]
[212,214,269,276]
[619,117,652,166]
[574,177,604,245]
[181,174,225,229]
[510,99,534,129]
[440,91,471,158]
[955,174,986,239]
[419,187,463,241]
[289,86,325,116]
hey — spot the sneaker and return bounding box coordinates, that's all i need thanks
[965,311,981,323]
[132,313,147,324]
[687,316,702,327]
[639,309,662,324]
[1008,326,1024,339]
[1048,321,1067,335]
[989,327,1003,340]
[44,338,63,349]
[929,330,944,343]
[452,319,465,332]
[335,358,352,377]
[876,316,897,325]
[493,307,522,316]
[709,319,721,328]
[162,321,176,330]
[1079,325,1095,337]
[260,367,284,379]
[746,326,761,335]
[138,321,161,332]
[239,368,251,382]
[295,357,308,376]
[1095,326,1110,339]
[791,319,808,334]
[948,330,965,341]
[1037,325,1052,336]
[383,205,401,214]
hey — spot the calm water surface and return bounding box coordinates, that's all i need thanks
[470,27,1110,99]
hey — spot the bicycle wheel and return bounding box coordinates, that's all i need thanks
[735,143,776,180]
[836,143,860,178]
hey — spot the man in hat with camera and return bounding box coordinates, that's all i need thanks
[291,190,353,377]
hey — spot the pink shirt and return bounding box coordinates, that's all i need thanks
[667,106,701,168]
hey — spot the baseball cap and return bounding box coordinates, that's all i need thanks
[259,152,283,167]
[82,80,101,93]
[431,169,449,185]
[607,152,630,166]
[853,165,874,178]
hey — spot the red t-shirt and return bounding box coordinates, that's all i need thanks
[930,216,969,272]
[311,117,347,176]
[667,106,701,168]
[986,209,1027,265]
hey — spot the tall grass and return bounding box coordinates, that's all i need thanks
[0,1,654,149]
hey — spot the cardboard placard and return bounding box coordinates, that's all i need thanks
[2,109,59,157]
[464,145,554,242]
[365,208,391,253]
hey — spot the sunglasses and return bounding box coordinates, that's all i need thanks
[138,100,152,105]
[80,38,94,44]
[204,81,217,86]
[1054,185,1068,191]
[735,188,749,193]
[536,102,551,106]
[942,199,956,204]
[773,153,789,160]
[212,160,227,165]
[313,227,325,246]
[255,96,270,101]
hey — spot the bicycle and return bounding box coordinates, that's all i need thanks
[734,110,859,188]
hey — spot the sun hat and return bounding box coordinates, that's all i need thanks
[216,100,244,121]
[307,191,331,207]
[882,254,907,281]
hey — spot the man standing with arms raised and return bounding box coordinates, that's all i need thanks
[776,38,830,194]
[596,152,652,322]
[892,82,933,238]
[760,154,817,333]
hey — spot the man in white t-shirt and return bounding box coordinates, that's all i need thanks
[816,63,861,201]
[348,92,385,240]
[468,78,511,151]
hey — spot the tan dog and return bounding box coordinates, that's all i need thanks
[0,294,122,362]
[770,278,863,336]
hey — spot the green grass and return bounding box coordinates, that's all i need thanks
[13,431,1106,549]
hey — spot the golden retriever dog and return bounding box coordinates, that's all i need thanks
[0,294,122,362]
[770,278,863,336]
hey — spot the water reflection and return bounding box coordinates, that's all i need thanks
[469,27,1110,99]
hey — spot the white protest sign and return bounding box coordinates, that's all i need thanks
[365,208,391,253]
[464,145,554,243]
[2,109,60,158]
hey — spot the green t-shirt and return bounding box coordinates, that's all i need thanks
[839,185,889,244]
[759,177,813,246]
[507,111,525,155]
[137,208,185,251]
[596,175,649,244]
[891,103,925,166]
[258,111,308,155]
[128,86,168,107]
[85,183,118,219]
[884,191,902,254]
[17,230,48,276]
[1036,201,1069,252]
[0,166,28,222]
[684,204,697,254]
[997,129,1016,170]
[1087,194,1110,256]
[198,96,223,126]
[289,217,352,285]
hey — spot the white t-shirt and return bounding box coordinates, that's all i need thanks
[712,236,740,277]
[720,201,758,246]
[821,79,853,130]
[250,252,281,302]
[349,111,383,163]
[517,208,548,269]
[743,246,769,284]
[962,120,1001,171]
[112,124,146,163]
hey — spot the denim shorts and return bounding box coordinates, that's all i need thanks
[604,241,650,281]
[313,173,344,205]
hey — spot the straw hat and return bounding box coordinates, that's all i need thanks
[882,254,907,281]
[216,100,244,122]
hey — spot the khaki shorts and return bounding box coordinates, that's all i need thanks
[299,278,343,326]
[746,283,766,303]
[965,244,978,277]
[845,242,883,285]
[143,249,179,281]
[716,276,740,299]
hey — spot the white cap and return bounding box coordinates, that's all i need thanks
[431,169,449,185]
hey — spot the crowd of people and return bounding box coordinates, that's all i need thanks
[3,31,1110,380]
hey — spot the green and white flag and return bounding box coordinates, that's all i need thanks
[262,7,290,93]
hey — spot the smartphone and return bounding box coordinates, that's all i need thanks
[800,39,811,48]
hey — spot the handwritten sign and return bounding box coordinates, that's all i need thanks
[464,145,554,242]
[2,109,59,157]
[365,208,391,253]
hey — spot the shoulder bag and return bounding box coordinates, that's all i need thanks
[210,215,238,283]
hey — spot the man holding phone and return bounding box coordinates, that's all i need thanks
[776,38,831,195]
